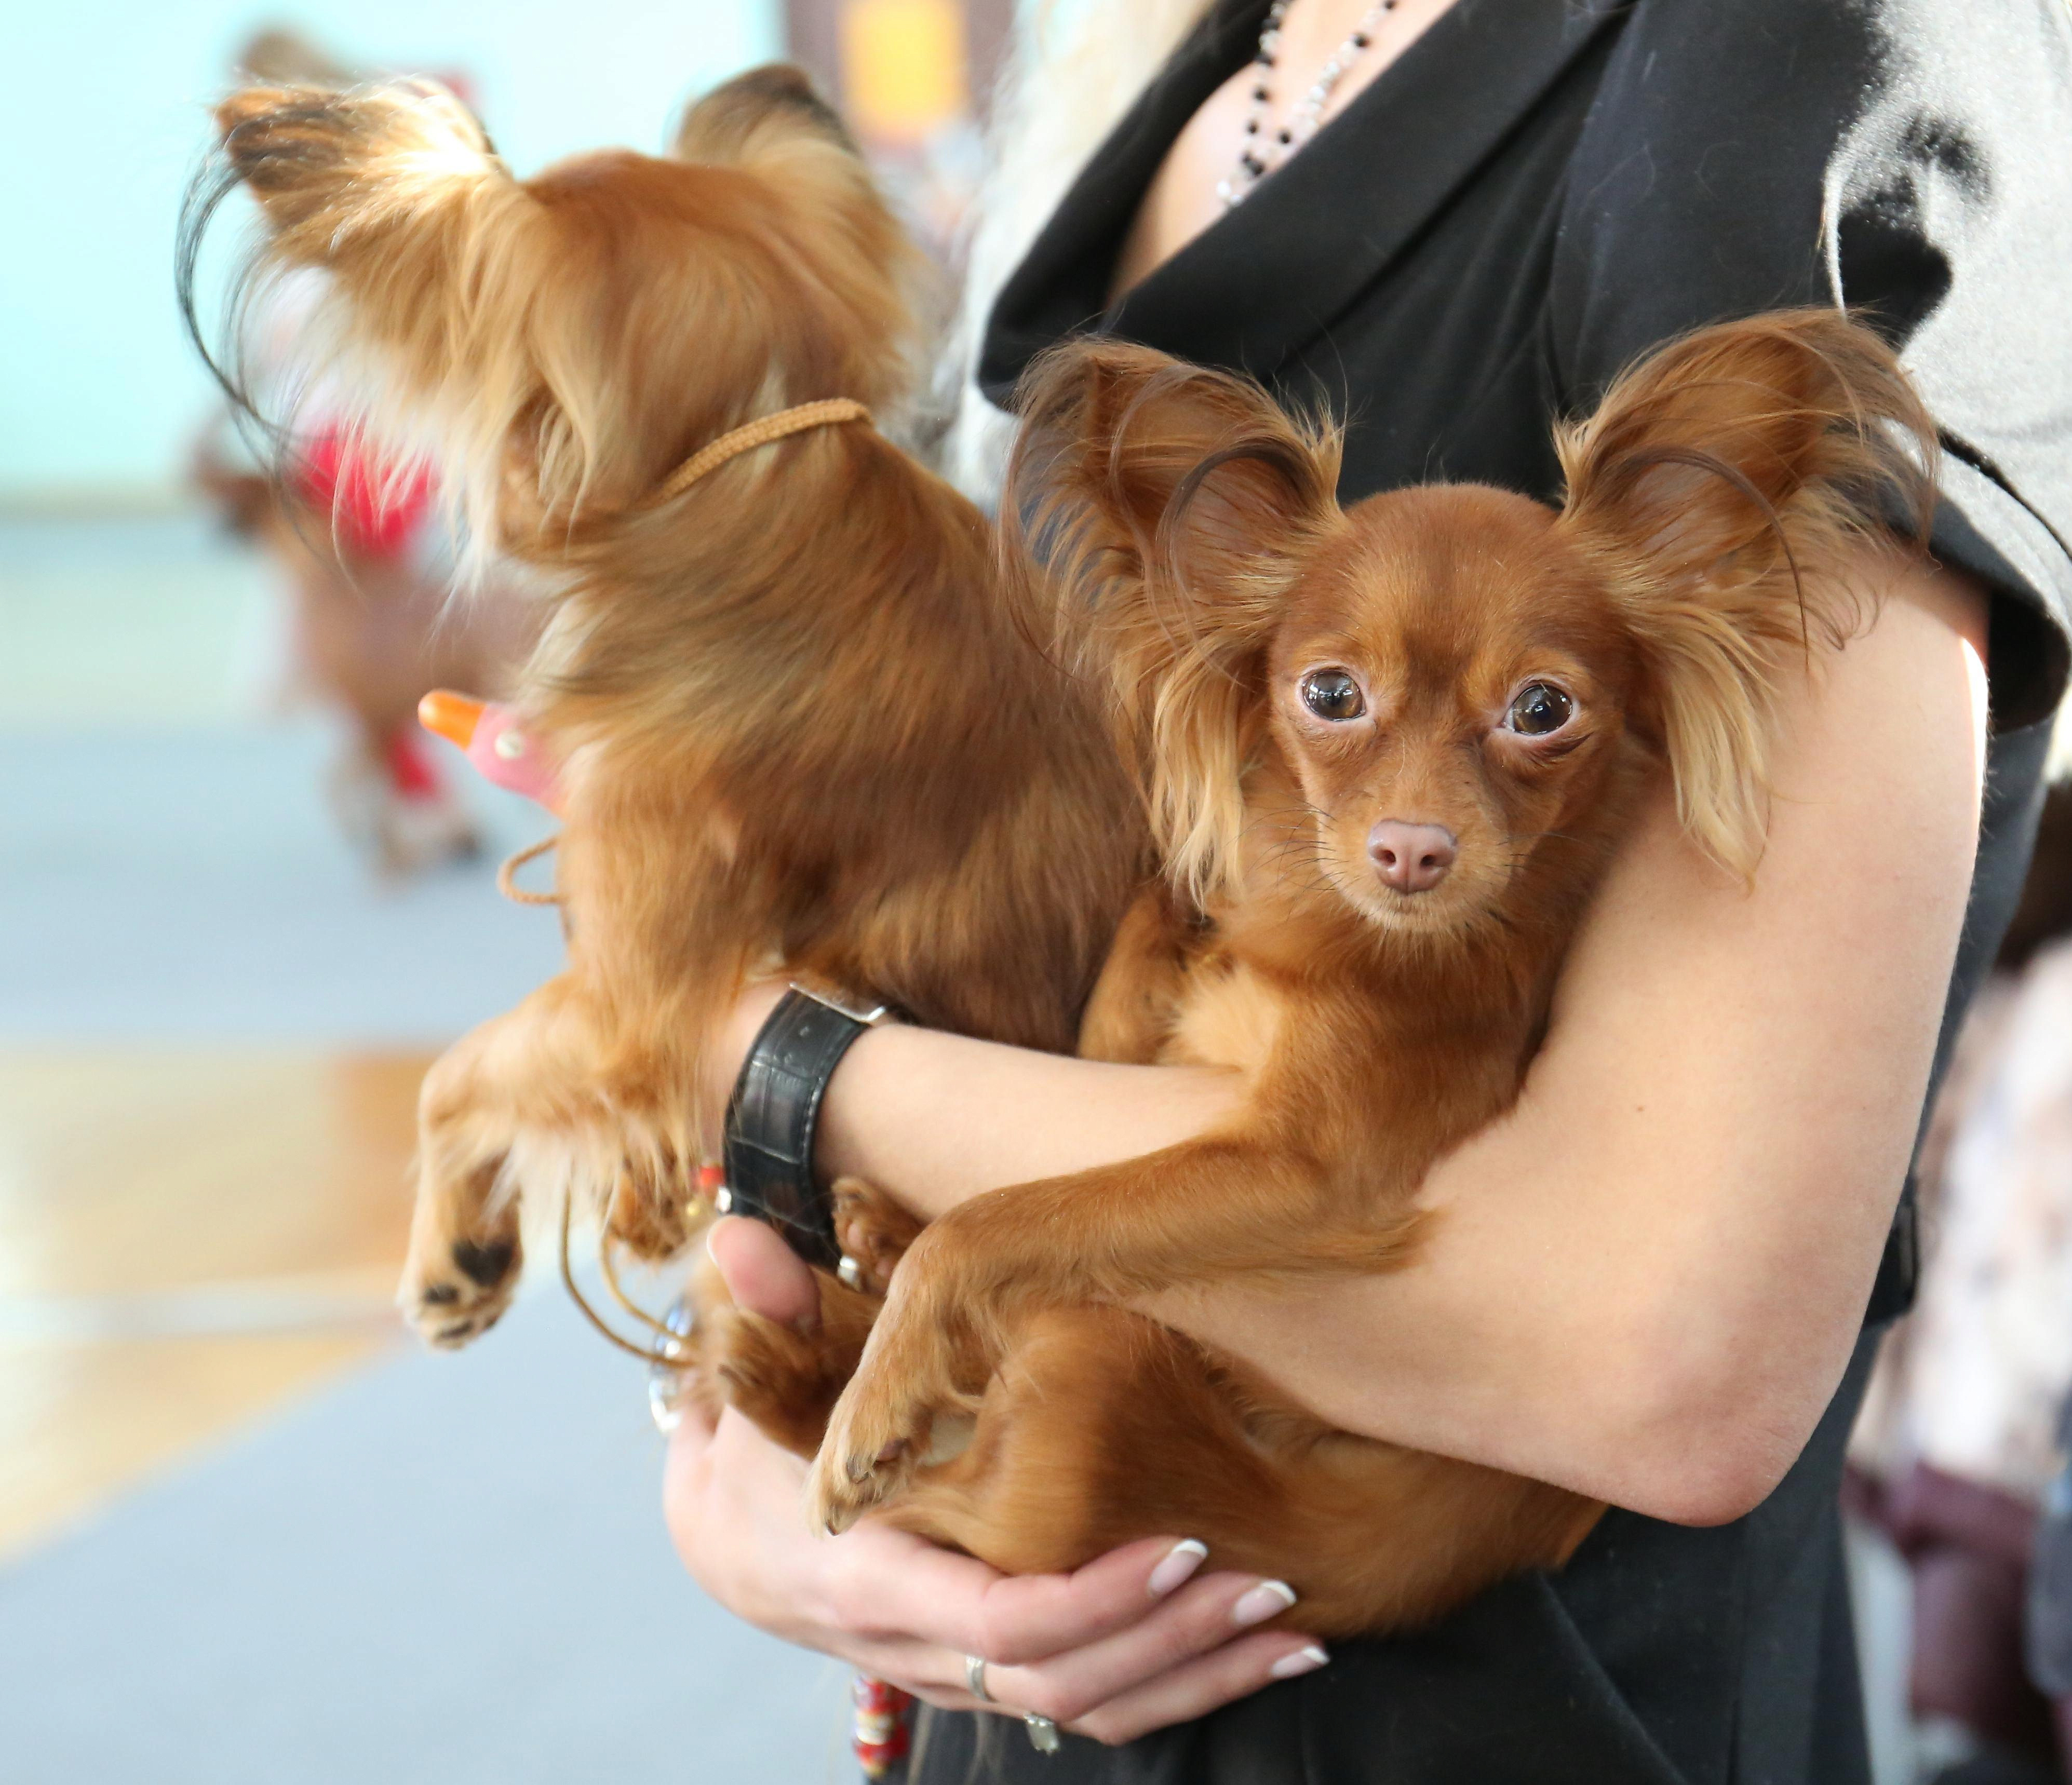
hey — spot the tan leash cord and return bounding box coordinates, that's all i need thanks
[559,1198,687,1363]
[497,834,561,906]
[645,398,871,506]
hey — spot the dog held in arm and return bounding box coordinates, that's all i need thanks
[184,68,1143,1405]
[806,311,1936,1637]
[187,89,1934,1634]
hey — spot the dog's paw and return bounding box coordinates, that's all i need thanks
[830,1177,924,1295]
[808,1372,931,1534]
[398,1230,521,1349]
[806,1296,974,1532]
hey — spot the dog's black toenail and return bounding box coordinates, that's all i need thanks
[420,1284,461,1306]
[451,1238,516,1287]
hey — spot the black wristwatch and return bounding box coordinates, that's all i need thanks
[719,984,890,1267]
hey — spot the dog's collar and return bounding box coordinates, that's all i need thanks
[645,398,871,506]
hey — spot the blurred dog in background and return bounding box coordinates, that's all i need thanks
[192,29,534,876]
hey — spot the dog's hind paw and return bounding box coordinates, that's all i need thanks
[398,1231,521,1349]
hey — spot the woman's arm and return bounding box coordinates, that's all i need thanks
[711,547,1987,1522]
[1159,552,1987,1523]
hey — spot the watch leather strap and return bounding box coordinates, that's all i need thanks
[720,984,886,1266]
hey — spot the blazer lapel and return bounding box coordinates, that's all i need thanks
[978,0,1273,398]
[983,0,1629,398]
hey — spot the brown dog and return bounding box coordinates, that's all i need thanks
[186,67,1142,1347]
[189,75,1935,1638]
[805,312,1936,1636]
[192,432,534,874]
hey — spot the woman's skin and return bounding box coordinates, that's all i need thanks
[667,0,1995,1744]
[1109,0,1461,296]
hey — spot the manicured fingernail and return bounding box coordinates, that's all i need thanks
[1231,1579,1298,1626]
[1269,1644,1329,1680]
[1147,1539,1208,1597]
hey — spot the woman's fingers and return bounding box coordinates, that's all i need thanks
[705,1214,821,1330]
[984,1568,1322,1729]
[1066,1628,1330,1746]
[968,1536,1210,1664]
[665,1332,1321,1744]
[816,1516,1013,1650]
[827,1531,1218,1667]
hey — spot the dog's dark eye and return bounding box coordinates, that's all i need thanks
[1299,668,1365,722]
[1506,682,1574,736]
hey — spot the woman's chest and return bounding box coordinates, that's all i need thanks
[984,0,1626,504]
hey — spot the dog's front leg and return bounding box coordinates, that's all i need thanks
[807,1134,1423,1530]
[398,973,603,1346]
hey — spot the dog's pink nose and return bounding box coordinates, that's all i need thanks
[1368,820,1458,894]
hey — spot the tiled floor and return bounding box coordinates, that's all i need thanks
[0,510,554,1554]
[0,1049,426,1557]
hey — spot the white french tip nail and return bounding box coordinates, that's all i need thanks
[1147,1538,1209,1597]
[1231,1579,1299,1627]
[1268,1644,1329,1681]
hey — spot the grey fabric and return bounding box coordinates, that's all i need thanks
[0,724,563,1046]
[0,1287,854,1783]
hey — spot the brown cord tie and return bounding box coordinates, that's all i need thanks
[497,834,561,906]
[646,398,871,506]
[559,1199,689,1363]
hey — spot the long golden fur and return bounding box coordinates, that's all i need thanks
[803,311,1936,1636]
[189,66,1142,1336]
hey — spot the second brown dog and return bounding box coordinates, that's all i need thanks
[806,310,1935,1637]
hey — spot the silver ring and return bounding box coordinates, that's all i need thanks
[1024,1712,1061,1753]
[964,1653,993,1703]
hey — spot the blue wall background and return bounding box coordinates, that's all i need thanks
[0,1,779,503]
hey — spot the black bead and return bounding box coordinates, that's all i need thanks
[1254,85,1269,99]
[1245,118,1259,132]
[1352,32,1370,47]
[1276,129,1291,143]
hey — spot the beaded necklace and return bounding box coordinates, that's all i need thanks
[1218,0,1398,208]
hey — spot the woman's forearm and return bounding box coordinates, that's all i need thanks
[822,1029,1245,1210]
[712,982,1248,1210]
[749,549,1986,1523]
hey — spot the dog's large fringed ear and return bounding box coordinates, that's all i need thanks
[668,65,926,407]
[1555,309,1936,880]
[185,81,539,548]
[671,63,861,166]
[1003,341,1342,904]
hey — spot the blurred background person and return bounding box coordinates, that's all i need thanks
[1851,773,2072,1785]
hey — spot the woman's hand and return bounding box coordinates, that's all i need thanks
[663,1217,1328,1746]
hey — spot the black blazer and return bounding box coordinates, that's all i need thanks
[919,2,2072,1781]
